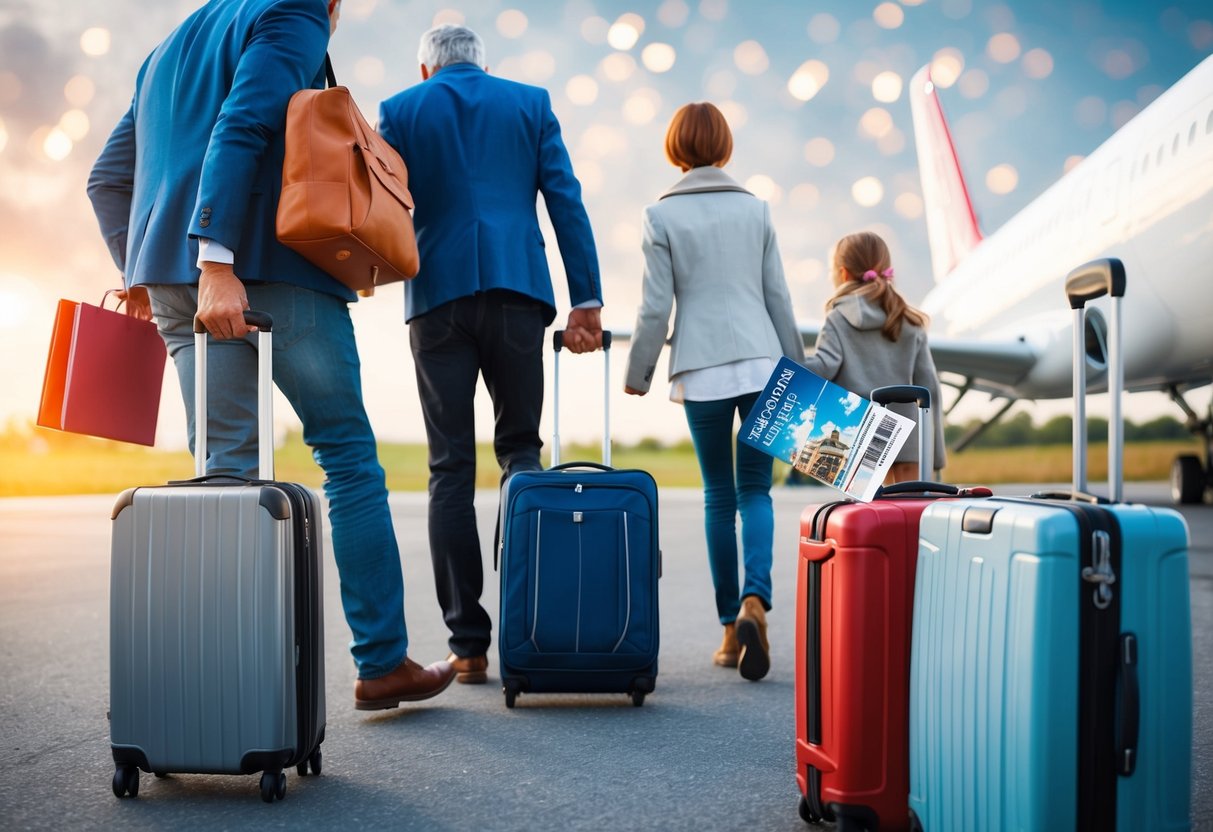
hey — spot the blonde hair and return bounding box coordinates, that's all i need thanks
[827,231,928,342]
[664,102,733,171]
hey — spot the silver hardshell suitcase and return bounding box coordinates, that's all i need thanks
[109,311,325,803]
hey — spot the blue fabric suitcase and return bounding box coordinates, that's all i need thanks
[497,332,660,707]
[907,260,1192,831]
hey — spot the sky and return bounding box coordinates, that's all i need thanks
[1,0,1210,450]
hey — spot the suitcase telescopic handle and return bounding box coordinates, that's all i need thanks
[870,384,933,482]
[1064,258,1125,501]
[551,329,612,468]
[192,311,275,481]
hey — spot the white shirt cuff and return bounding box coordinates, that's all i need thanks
[573,299,603,309]
[197,238,235,268]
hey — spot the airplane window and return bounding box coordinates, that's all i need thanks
[1156,145,1164,165]
[1172,135,1179,155]
[1191,123,1198,145]
[1142,155,1149,173]
[1207,110,1213,133]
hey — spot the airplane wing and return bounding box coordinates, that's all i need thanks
[607,324,1036,394]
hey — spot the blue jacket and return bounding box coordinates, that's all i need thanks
[88,0,353,301]
[378,63,601,323]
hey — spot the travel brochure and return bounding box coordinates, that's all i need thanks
[738,357,915,502]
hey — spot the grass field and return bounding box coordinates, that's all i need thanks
[0,427,1201,497]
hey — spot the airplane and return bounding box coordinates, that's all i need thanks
[889,54,1213,504]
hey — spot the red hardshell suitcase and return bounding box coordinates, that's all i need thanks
[794,385,988,830]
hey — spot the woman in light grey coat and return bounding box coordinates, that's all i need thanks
[803,230,947,480]
[624,103,804,681]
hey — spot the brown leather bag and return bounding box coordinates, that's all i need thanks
[277,58,419,293]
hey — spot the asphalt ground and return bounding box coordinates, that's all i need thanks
[0,483,1208,831]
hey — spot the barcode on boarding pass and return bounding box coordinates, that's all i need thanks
[857,413,900,476]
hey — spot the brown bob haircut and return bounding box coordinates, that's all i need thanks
[665,102,733,171]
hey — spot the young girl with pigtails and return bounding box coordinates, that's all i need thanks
[802,230,947,483]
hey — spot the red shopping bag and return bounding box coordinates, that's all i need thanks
[36,293,167,446]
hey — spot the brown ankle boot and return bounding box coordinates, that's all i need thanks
[735,595,770,681]
[713,623,739,667]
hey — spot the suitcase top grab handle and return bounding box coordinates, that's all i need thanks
[1065,258,1126,308]
[870,384,933,481]
[191,310,275,481]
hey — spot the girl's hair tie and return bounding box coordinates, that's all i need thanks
[862,268,894,281]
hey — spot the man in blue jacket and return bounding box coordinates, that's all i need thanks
[88,0,454,709]
[379,24,604,682]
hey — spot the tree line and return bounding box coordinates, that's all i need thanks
[944,413,1191,448]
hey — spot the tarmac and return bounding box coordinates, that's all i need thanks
[0,483,1208,831]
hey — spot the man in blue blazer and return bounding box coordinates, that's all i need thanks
[379,24,604,682]
[88,0,454,708]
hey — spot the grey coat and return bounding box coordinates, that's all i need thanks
[624,166,805,393]
[802,294,948,471]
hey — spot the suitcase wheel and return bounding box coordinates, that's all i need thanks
[260,770,287,803]
[798,794,821,824]
[630,690,645,707]
[503,679,522,709]
[296,747,322,777]
[111,764,139,799]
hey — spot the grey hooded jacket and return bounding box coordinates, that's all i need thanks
[802,294,947,471]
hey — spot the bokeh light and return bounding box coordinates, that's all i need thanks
[931,48,964,87]
[705,70,736,98]
[642,43,677,73]
[58,110,90,141]
[41,127,73,161]
[789,183,820,210]
[1101,49,1136,80]
[1063,155,1085,174]
[576,160,605,195]
[608,13,645,50]
[894,192,924,219]
[985,163,1018,194]
[600,53,637,83]
[958,68,989,99]
[1075,96,1107,128]
[354,56,385,85]
[716,100,748,129]
[496,9,528,38]
[519,50,556,82]
[873,3,905,29]
[803,138,835,167]
[577,124,628,158]
[987,33,1021,63]
[80,27,111,56]
[700,0,729,22]
[657,0,691,28]
[0,117,8,155]
[807,13,841,44]
[852,176,884,207]
[734,41,770,76]
[1191,20,1213,50]
[788,60,829,102]
[788,259,825,285]
[580,16,609,44]
[872,71,903,103]
[1022,48,1054,79]
[623,88,662,125]
[0,72,20,106]
[746,174,781,203]
[64,75,95,107]
[566,75,599,106]
[433,9,464,26]
[877,128,906,155]
[1111,101,1140,129]
[859,107,894,139]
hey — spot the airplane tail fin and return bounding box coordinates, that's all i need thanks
[909,66,983,282]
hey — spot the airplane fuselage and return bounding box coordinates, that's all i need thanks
[922,56,1213,400]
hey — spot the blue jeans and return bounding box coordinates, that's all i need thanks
[147,283,407,680]
[409,291,547,657]
[683,392,774,624]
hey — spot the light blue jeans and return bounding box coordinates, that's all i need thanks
[683,392,774,624]
[147,283,407,680]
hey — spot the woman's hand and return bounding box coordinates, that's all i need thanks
[624,386,646,396]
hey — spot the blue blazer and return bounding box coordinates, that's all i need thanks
[378,64,601,323]
[88,0,352,300]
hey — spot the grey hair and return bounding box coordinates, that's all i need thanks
[417,24,486,70]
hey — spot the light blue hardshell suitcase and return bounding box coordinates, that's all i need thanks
[497,332,660,708]
[908,260,1192,831]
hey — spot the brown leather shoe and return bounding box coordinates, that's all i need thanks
[735,595,770,681]
[446,653,489,684]
[713,623,739,668]
[354,657,455,710]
